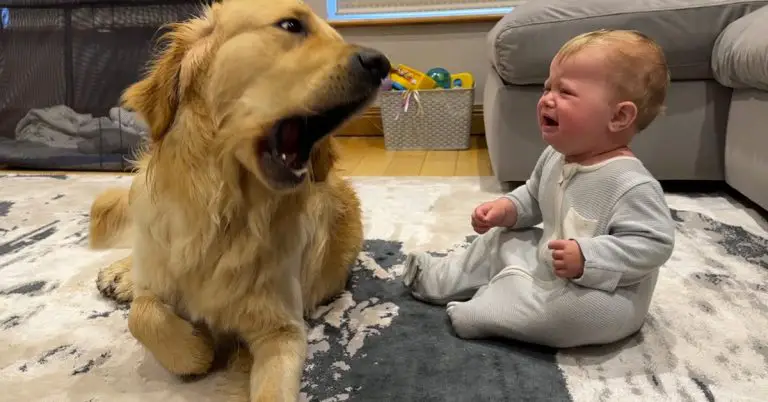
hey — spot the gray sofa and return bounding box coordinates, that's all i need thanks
[483,0,768,210]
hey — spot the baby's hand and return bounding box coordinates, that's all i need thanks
[547,239,584,279]
[471,198,514,234]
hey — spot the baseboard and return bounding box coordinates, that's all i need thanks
[337,104,485,136]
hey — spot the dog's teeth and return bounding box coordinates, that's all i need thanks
[291,167,308,177]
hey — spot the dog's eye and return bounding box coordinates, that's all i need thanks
[277,18,305,34]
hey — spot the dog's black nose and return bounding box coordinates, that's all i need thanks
[354,48,391,82]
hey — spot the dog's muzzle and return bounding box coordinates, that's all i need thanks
[256,48,390,189]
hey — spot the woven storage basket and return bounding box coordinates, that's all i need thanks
[379,85,474,150]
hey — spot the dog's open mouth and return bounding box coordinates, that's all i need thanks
[266,118,310,177]
[256,101,365,188]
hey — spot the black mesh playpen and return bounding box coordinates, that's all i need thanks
[0,0,210,171]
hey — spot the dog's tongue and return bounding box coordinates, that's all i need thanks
[279,120,300,155]
[278,119,306,169]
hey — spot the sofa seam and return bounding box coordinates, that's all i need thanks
[492,0,768,79]
[500,61,715,86]
[495,0,767,35]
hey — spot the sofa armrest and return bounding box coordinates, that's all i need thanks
[487,0,768,86]
[712,5,768,91]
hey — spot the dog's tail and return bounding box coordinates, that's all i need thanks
[89,187,133,249]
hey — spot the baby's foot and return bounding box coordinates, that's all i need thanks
[402,251,472,305]
[446,300,485,339]
[402,251,439,302]
[402,252,429,289]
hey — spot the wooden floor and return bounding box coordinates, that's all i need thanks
[336,136,493,176]
[0,136,494,177]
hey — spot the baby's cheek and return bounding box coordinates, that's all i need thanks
[566,110,600,134]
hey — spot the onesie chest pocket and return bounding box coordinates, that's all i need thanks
[561,207,598,239]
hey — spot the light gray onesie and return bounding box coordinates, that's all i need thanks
[402,146,676,348]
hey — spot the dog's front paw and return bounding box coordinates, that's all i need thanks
[96,256,134,304]
[129,297,216,376]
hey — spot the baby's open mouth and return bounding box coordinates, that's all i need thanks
[542,115,559,127]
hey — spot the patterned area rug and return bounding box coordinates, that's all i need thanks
[1,174,767,402]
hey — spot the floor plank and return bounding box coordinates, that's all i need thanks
[335,136,369,175]
[349,138,396,176]
[420,150,458,176]
[454,137,492,176]
[383,150,426,176]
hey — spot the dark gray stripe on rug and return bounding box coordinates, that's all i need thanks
[0,201,13,217]
[301,239,571,402]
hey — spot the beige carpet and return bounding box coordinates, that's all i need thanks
[1,174,767,401]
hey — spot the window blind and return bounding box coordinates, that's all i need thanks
[334,0,520,15]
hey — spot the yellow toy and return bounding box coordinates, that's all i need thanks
[450,72,474,89]
[388,64,475,90]
[389,64,437,90]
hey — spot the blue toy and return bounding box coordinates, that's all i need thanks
[426,67,452,89]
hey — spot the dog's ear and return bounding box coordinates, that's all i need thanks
[121,30,186,143]
[121,7,218,143]
[309,136,341,182]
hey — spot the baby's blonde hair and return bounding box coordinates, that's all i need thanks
[555,29,670,131]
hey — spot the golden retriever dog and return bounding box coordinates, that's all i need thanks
[87,0,390,400]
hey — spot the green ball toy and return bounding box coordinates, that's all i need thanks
[427,67,452,89]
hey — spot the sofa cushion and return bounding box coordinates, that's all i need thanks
[488,0,768,85]
[712,5,768,91]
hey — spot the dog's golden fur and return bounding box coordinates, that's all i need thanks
[88,0,387,400]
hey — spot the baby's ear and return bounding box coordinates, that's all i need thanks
[609,101,637,133]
